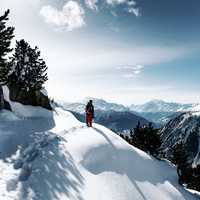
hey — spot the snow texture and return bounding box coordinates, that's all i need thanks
[0,101,199,199]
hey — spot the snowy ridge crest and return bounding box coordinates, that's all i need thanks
[0,104,199,199]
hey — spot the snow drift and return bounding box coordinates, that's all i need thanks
[0,103,199,199]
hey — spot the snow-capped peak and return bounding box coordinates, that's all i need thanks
[130,99,198,113]
[58,97,129,114]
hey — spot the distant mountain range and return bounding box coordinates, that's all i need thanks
[58,97,129,114]
[129,100,199,113]
[71,109,149,132]
[57,98,200,127]
[130,99,197,113]
[129,100,199,124]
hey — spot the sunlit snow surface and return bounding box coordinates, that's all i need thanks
[0,103,199,200]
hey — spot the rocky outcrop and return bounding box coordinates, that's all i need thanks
[159,112,200,191]
[4,99,11,111]
[8,84,52,110]
[159,112,200,162]
[0,86,11,111]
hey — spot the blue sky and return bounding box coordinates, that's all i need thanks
[0,0,200,104]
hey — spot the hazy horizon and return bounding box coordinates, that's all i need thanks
[58,96,197,107]
[1,0,200,105]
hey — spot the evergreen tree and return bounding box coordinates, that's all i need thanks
[171,142,191,184]
[130,129,134,143]
[171,142,187,166]
[119,133,125,139]
[131,122,161,156]
[0,10,15,85]
[9,39,48,91]
[131,121,145,150]
[187,164,200,191]
[171,138,200,189]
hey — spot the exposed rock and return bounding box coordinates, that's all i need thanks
[4,99,11,111]
[8,84,52,110]
[159,112,200,191]
[0,86,12,111]
[159,112,200,163]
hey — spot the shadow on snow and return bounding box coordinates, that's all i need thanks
[18,138,85,200]
[81,127,197,200]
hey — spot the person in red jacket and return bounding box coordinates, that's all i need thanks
[85,100,94,127]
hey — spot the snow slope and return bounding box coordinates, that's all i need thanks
[0,105,199,199]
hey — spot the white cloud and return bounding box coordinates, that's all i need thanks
[127,7,140,17]
[105,0,140,17]
[126,0,140,17]
[106,0,127,5]
[127,1,136,6]
[132,65,144,74]
[84,0,126,10]
[40,1,85,31]
[39,0,140,30]
[85,0,98,10]
[119,65,144,78]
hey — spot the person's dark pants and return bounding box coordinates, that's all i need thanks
[86,113,93,127]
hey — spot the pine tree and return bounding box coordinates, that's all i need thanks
[131,121,144,150]
[171,142,188,167]
[9,39,48,91]
[130,129,134,143]
[0,10,15,85]
[131,122,161,156]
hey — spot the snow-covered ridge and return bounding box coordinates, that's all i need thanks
[0,103,199,199]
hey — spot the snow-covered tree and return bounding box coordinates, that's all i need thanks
[0,10,15,85]
[9,39,48,91]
